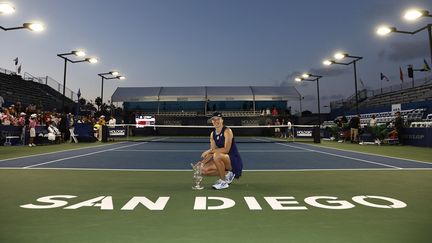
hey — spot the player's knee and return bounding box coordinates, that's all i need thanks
[213,152,224,161]
[201,168,210,175]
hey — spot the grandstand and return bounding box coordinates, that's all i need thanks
[0,69,76,111]
[360,81,432,108]
[329,76,432,121]
[112,86,300,125]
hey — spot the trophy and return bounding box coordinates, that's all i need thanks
[191,162,204,190]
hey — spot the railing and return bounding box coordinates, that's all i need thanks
[2,68,79,102]
[331,75,432,109]
[369,75,432,97]
[0,67,16,75]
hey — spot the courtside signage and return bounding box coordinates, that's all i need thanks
[20,195,407,211]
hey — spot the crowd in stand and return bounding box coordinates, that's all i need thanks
[0,101,117,146]
[331,112,404,145]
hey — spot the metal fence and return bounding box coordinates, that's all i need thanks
[331,75,432,109]
[1,67,78,101]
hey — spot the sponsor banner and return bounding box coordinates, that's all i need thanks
[108,127,127,137]
[295,127,314,138]
[403,128,432,147]
[391,104,401,115]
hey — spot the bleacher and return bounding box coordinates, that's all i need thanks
[154,111,198,117]
[146,110,260,117]
[0,72,74,111]
[323,108,428,128]
[360,82,432,108]
[219,111,258,117]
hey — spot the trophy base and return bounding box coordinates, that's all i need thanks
[192,185,204,190]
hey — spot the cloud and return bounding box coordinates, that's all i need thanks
[378,39,428,62]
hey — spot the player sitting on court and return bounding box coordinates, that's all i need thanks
[196,112,243,190]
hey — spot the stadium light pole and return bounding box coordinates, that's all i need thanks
[98,71,125,111]
[323,52,363,115]
[294,74,323,125]
[0,22,44,31]
[57,50,98,113]
[376,8,432,65]
[0,3,44,32]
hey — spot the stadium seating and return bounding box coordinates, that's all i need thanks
[0,72,74,111]
[323,108,427,128]
[360,82,432,108]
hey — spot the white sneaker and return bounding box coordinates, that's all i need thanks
[212,180,229,190]
[32,143,36,146]
[213,179,223,185]
[225,171,235,184]
[29,144,32,147]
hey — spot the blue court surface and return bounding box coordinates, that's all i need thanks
[1,141,431,171]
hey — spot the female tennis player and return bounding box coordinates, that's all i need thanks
[198,112,243,190]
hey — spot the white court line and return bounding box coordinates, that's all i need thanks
[113,149,313,153]
[274,142,403,169]
[23,143,145,169]
[2,167,431,172]
[0,142,126,163]
[303,143,432,165]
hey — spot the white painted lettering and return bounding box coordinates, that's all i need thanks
[264,197,307,210]
[64,196,113,210]
[244,197,262,210]
[20,195,76,209]
[304,196,355,209]
[121,197,170,210]
[352,195,407,209]
[193,197,236,210]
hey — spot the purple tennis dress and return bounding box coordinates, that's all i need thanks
[212,126,243,178]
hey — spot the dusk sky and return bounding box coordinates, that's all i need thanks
[1,0,431,114]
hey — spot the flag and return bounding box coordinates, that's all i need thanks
[13,57,18,66]
[77,88,81,99]
[17,65,21,74]
[423,59,431,71]
[359,77,365,88]
[380,72,389,82]
[399,67,404,82]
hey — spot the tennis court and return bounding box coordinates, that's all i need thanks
[1,139,431,242]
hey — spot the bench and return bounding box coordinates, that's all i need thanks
[4,136,19,146]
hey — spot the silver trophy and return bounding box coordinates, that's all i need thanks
[191,162,204,190]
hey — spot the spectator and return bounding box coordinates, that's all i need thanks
[394,111,404,145]
[341,116,348,125]
[287,119,293,138]
[97,115,106,141]
[15,101,22,113]
[47,121,61,143]
[1,109,13,125]
[369,114,377,127]
[349,115,360,143]
[266,107,271,116]
[271,106,278,116]
[280,119,287,138]
[108,116,116,128]
[59,113,68,142]
[0,95,4,108]
[274,119,281,137]
[17,112,26,126]
[28,114,38,147]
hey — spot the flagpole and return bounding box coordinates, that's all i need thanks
[380,77,382,94]
[428,24,432,67]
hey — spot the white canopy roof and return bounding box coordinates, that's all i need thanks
[111,86,300,102]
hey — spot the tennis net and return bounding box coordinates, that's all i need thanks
[103,124,320,143]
